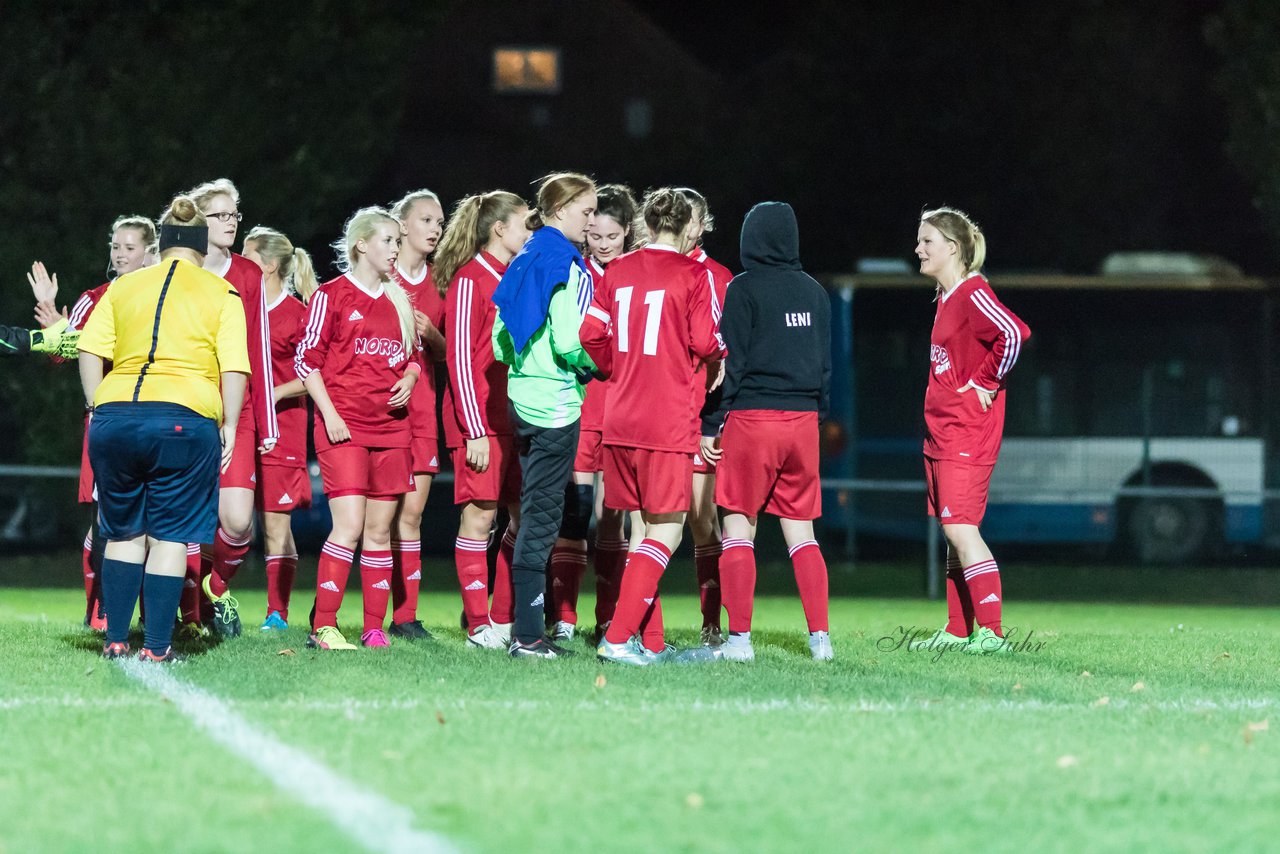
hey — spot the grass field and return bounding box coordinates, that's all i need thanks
[3,552,1280,853]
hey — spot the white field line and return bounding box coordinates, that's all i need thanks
[6,692,1280,716]
[117,660,459,854]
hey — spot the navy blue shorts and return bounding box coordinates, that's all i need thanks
[88,402,220,544]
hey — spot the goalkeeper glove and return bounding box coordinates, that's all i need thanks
[28,317,68,355]
[57,329,82,360]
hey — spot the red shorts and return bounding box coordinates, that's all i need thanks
[411,436,441,475]
[693,448,717,475]
[924,457,993,526]
[715,410,821,520]
[78,424,96,504]
[219,424,259,491]
[604,446,693,514]
[574,429,603,473]
[450,434,520,505]
[255,464,312,512]
[318,445,413,500]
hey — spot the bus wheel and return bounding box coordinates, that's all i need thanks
[1125,497,1212,564]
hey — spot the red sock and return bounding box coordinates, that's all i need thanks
[455,537,490,630]
[81,530,95,606]
[604,540,671,645]
[265,553,298,620]
[391,539,422,624]
[789,540,829,633]
[209,528,252,596]
[314,541,354,629]
[360,549,393,633]
[550,542,588,624]
[180,544,202,624]
[963,559,1003,635]
[694,542,722,630]
[639,595,665,653]
[199,550,214,623]
[719,538,757,633]
[593,538,627,626]
[944,554,974,636]
[489,526,516,624]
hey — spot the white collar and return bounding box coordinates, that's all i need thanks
[645,243,682,254]
[395,262,428,285]
[939,272,981,303]
[344,272,384,299]
[213,255,232,278]
[474,253,502,281]
[265,288,290,312]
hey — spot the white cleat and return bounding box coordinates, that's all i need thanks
[466,623,507,650]
[552,620,576,641]
[720,633,755,662]
[490,621,513,645]
[808,630,834,661]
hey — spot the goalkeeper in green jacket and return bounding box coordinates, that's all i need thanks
[0,317,74,357]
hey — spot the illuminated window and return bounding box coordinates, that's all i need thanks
[493,47,561,94]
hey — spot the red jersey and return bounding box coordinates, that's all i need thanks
[687,247,732,435]
[582,244,724,453]
[443,251,510,447]
[295,274,416,451]
[61,282,112,368]
[215,253,277,443]
[923,273,1031,465]
[579,256,610,432]
[262,290,308,469]
[394,262,446,440]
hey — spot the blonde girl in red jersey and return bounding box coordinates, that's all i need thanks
[386,189,447,639]
[677,187,732,646]
[914,207,1030,654]
[296,207,420,650]
[241,227,317,631]
[547,183,639,642]
[434,191,530,649]
[184,179,278,639]
[31,216,157,630]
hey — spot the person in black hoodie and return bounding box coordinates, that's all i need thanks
[700,201,833,662]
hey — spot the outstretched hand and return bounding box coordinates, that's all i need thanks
[27,262,57,304]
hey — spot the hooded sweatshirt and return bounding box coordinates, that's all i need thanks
[703,201,831,435]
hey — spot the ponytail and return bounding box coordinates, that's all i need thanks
[432,191,527,297]
[243,226,319,304]
[290,247,318,304]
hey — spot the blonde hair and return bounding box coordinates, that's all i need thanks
[674,187,714,236]
[243,226,318,304]
[527,172,595,232]
[433,191,527,297]
[185,178,241,212]
[332,207,416,355]
[642,188,694,238]
[156,196,207,261]
[921,206,986,275]
[389,189,442,222]
[110,214,157,250]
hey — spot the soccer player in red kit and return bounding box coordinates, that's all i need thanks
[678,187,733,646]
[702,202,834,662]
[31,216,157,630]
[388,189,447,640]
[241,227,318,631]
[296,207,421,650]
[434,191,530,649]
[581,188,725,666]
[914,207,1030,654]
[187,179,278,639]
[547,183,639,642]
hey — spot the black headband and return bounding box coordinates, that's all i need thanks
[158,223,209,253]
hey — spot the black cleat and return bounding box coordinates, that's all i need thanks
[387,620,433,640]
[509,637,576,659]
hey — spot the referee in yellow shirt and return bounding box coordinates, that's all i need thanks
[78,195,251,662]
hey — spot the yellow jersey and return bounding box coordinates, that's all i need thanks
[79,258,251,423]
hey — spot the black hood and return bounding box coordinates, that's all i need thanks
[740,201,802,271]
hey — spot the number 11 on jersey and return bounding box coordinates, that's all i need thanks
[614,286,666,356]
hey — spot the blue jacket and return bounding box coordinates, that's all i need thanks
[492,226,589,352]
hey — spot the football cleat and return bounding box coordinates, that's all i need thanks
[591,621,610,646]
[388,620,433,640]
[201,575,242,638]
[596,636,653,666]
[178,621,212,642]
[808,630,834,661]
[552,621,576,642]
[137,647,184,664]
[491,621,513,645]
[360,629,390,648]
[720,633,755,662]
[260,611,289,631]
[909,628,971,652]
[700,626,725,648]
[85,600,107,632]
[102,641,131,660]
[965,626,1012,655]
[466,624,507,650]
[509,637,575,659]
[307,625,357,650]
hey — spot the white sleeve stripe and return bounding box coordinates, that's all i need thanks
[68,293,95,331]
[970,290,1021,379]
[586,305,611,323]
[453,278,485,437]
[707,271,722,324]
[294,289,328,380]
[257,276,278,439]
